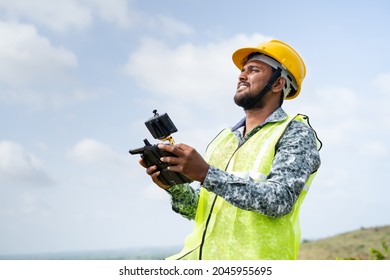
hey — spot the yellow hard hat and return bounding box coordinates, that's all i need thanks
[232,39,306,99]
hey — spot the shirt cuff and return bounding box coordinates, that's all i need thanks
[166,183,187,195]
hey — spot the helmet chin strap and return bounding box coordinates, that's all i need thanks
[245,67,282,110]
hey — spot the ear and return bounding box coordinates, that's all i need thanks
[272,77,286,93]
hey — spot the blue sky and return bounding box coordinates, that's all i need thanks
[1,0,390,256]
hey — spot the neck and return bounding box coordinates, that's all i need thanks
[244,104,280,136]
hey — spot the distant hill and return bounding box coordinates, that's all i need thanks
[298,225,390,260]
[2,225,388,260]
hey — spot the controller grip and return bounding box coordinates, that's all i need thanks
[142,145,192,186]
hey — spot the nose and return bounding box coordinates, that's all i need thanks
[238,69,248,81]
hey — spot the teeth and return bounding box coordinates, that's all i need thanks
[238,84,248,89]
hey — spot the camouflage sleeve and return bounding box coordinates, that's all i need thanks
[202,120,321,218]
[166,183,199,220]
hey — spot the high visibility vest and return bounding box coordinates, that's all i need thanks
[167,114,320,260]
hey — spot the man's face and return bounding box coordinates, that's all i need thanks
[234,60,274,110]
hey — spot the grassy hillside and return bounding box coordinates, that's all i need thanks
[298,225,390,260]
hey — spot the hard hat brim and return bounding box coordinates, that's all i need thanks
[232,47,278,70]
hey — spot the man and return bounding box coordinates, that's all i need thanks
[140,39,321,260]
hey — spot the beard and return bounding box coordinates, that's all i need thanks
[234,90,267,110]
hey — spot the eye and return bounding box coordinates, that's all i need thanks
[248,66,260,73]
[241,65,260,74]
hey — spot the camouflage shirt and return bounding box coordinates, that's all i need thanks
[167,107,321,220]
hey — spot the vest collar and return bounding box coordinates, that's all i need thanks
[231,107,288,132]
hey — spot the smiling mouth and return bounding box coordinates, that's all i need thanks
[237,82,249,90]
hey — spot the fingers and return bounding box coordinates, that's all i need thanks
[158,143,191,166]
[138,157,169,190]
[157,143,208,182]
[145,164,170,189]
[140,158,159,177]
[158,143,188,157]
[149,169,161,182]
[146,164,158,175]
[139,158,147,168]
[140,160,161,178]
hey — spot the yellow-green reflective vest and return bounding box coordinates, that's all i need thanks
[168,114,320,260]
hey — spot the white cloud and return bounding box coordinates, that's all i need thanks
[0,0,193,34]
[124,33,271,110]
[0,0,90,32]
[152,15,195,37]
[67,138,127,166]
[0,0,137,32]
[0,21,77,87]
[0,21,105,110]
[371,72,390,124]
[84,0,136,29]
[0,88,102,111]
[373,72,390,95]
[0,141,53,186]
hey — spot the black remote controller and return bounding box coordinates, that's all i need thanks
[129,139,192,186]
